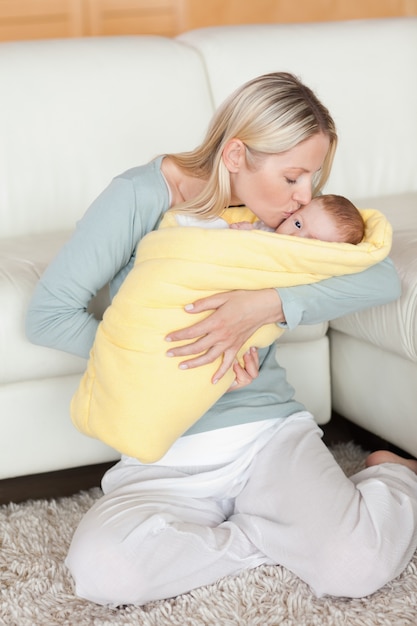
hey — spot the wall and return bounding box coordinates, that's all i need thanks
[0,0,416,41]
[185,0,417,28]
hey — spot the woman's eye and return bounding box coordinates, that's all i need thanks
[285,177,297,185]
[295,220,302,229]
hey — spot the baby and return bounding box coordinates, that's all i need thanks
[231,194,364,244]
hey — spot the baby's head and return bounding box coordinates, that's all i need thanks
[276,194,364,244]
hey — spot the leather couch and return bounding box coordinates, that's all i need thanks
[1,17,416,480]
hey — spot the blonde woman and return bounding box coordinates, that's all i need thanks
[27,73,417,605]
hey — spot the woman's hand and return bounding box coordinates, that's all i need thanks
[227,347,260,391]
[165,288,284,383]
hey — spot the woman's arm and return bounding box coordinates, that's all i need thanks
[165,257,400,381]
[278,256,400,328]
[26,169,168,359]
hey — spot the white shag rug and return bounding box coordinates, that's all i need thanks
[1,442,417,626]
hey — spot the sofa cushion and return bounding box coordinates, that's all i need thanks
[178,19,417,201]
[0,232,86,385]
[1,227,328,388]
[0,36,214,238]
[330,192,417,363]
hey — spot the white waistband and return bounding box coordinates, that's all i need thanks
[122,412,314,468]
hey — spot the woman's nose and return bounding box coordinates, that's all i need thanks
[294,184,312,206]
[293,187,313,206]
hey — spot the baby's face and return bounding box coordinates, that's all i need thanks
[275,199,341,242]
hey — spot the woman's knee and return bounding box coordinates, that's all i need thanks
[66,527,130,605]
[65,514,164,606]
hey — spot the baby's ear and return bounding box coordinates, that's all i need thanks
[222,138,245,173]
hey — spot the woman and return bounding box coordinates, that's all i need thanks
[26,72,417,605]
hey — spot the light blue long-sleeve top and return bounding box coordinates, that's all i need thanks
[26,157,401,435]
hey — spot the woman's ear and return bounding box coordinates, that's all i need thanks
[222,138,246,173]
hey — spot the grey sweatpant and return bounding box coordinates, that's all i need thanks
[66,413,417,605]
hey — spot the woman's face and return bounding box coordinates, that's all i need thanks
[229,133,330,229]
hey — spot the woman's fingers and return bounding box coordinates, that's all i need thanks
[227,348,260,391]
[165,293,231,344]
[243,346,260,378]
[165,289,283,381]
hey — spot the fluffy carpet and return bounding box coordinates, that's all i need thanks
[1,442,417,626]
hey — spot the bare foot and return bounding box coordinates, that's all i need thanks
[365,450,417,474]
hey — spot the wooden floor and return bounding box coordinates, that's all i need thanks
[0,413,406,505]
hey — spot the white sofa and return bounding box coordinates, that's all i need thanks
[1,17,416,481]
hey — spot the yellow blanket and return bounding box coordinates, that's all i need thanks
[71,207,392,463]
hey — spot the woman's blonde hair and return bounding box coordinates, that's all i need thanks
[169,72,338,218]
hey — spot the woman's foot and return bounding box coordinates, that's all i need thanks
[365,450,417,474]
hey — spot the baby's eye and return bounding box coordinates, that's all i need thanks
[295,220,302,229]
